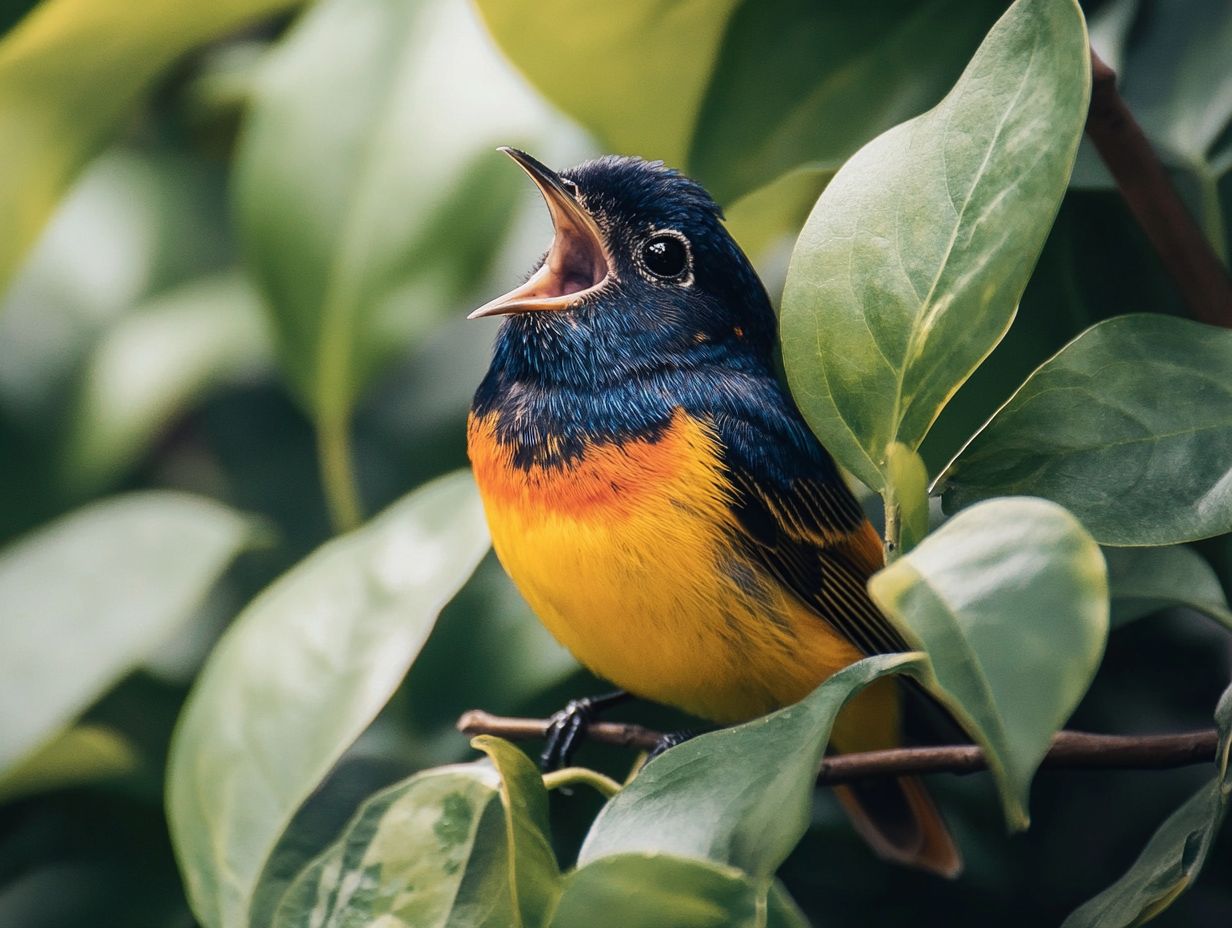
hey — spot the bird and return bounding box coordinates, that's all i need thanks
[466,147,961,877]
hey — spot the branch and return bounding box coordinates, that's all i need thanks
[457,710,1219,784]
[1085,49,1232,329]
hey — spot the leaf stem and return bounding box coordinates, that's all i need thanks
[459,710,1220,784]
[542,766,622,798]
[1085,49,1232,328]
[883,497,901,562]
[317,413,363,533]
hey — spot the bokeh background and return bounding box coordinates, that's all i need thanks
[1,0,1230,924]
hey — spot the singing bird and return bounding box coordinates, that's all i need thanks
[467,148,960,876]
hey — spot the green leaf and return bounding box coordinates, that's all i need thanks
[780,0,1090,492]
[235,0,535,528]
[271,763,518,928]
[0,492,252,776]
[549,854,762,928]
[166,471,490,928]
[0,0,301,294]
[0,725,137,804]
[58,273,270,496]
[578,653,923,876]
[473,0,741,168]
[689,0,1001,203]
[868,497,1108,829]
[470,737,561,926]
[1061,681,1232,927]
[940,315,1232,546]
[1105,545,1232,631]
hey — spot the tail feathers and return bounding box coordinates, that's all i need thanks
[833,774,962,878]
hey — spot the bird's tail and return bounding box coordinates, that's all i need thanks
[828,678,963,878]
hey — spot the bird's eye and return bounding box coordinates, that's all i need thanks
[641,234,690,280]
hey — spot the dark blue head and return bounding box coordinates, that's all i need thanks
[471,150,777,389]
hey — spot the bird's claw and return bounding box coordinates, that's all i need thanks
[540,698,598,771]
[540,690,630,771]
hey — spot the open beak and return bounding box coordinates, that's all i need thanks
[468,148,612,319]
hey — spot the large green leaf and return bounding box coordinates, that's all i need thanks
[780,0,1089,492]
[688,0,1001,203]
[1061,681,1232,927]
[235,0,535,526]
[58,273,270,496]
[0,492,251,776]
[549,855,763,928]
[470,737,561,927]
[0,0,300,294]
[940,316,1232,546]
[166,472,490,928]
[1105,545,1232,631]
[473,0,741,168]
[578,654,922,876]
[272,763,518,928]
[868,497,1108,828]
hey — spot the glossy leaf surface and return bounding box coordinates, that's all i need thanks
[869,497,1108,828]
[1062,682,1232,927]
[0,492,251,775]
[780,0,1089,491]
[941,316,1232,545]
[579,654,922,875]
[271,763,516,928]
[167,472,490,928]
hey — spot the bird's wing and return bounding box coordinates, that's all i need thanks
[716,415,909,657]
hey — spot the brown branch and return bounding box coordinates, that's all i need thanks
[457,710,1219,784]
[1085,49,1232,328]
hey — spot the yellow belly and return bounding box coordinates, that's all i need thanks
[467,409,864,723]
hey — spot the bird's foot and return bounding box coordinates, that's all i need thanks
[540,690,630,771]
[647,728,702,761]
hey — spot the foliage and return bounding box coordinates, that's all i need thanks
[1,0,1231,927]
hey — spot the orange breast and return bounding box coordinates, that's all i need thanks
[466,409,866,723]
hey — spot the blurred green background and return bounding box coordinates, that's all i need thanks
[1,0,1230,925]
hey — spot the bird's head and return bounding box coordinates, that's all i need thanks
[471,149,775,384]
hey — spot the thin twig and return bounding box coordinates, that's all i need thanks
[457,710,1219,784]
[1085,49,1232,328]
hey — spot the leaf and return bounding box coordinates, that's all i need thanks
[578,653,923,876]
[940,315,1232,546]
[0,0,301,294]
[166,471,490,928]
[235,0,532,431]
[470,737,561,926]
[0,725,137,804]
[0,492,252,776]
[271,763,518,928]
[1060,680,1232,927]
[549,854,763,928]
[473,0,742,168]
[58,273,270,496]
[688,0,1001,203]
[868,497,1108,829]
[780,0,1090,492]
[1105,545,1232,631]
